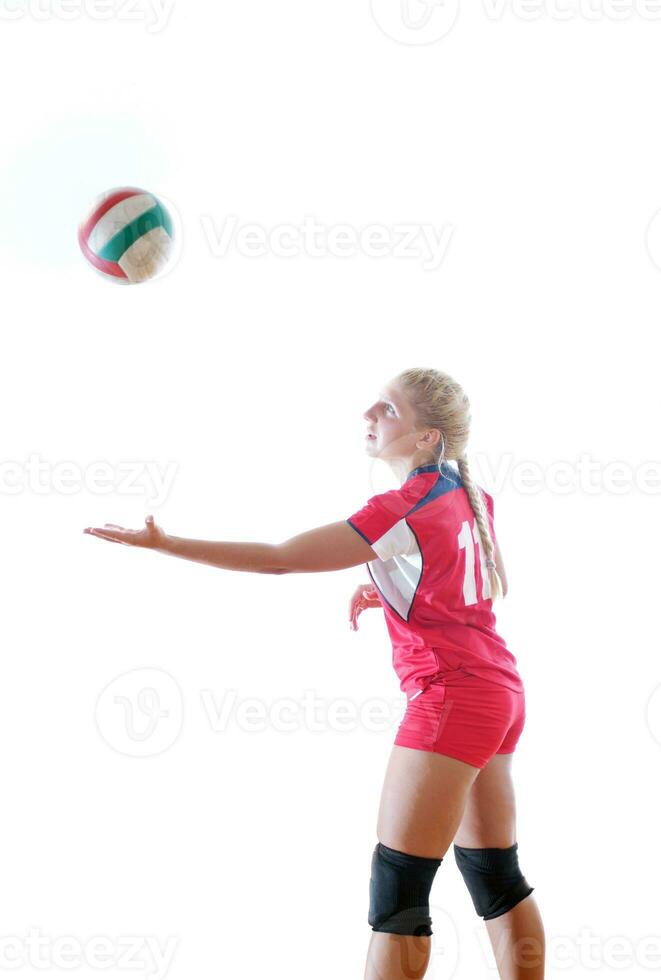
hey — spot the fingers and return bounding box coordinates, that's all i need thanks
[348,588,361,621]
[349,595,366,630]
[348,582,379,630]
[83,528,125,544]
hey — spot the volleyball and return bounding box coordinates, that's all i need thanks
[78,186,175,284]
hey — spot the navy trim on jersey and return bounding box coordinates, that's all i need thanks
[406,463,440,481]
[346,518,372,545]
[406,462,463,516]
[406,460,462,484]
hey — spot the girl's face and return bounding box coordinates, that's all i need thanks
[363,380,422,464]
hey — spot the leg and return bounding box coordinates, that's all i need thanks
[454,752,545,979]
[364,744,480,980]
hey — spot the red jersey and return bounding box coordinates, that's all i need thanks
[347,461,523,698]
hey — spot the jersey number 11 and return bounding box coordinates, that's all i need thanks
[458,519,492,605]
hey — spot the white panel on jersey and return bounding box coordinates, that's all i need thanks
[369,533,423,620]
[371,518,418,562]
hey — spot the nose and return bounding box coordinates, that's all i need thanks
[363,402,377,422]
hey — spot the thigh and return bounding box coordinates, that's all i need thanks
[453,752,518,848]
[376,744,480,859]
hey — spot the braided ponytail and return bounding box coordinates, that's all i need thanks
[456,454,503,602]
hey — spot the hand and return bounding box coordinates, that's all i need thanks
[83,514,166,550]
[348,582,381,631]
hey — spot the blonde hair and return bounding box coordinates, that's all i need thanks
[395,367,504,602]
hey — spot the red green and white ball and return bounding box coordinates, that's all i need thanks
[78,187,174,284]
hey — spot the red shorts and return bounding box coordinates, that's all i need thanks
[394,667,526,770]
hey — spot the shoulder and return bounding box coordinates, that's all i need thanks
[348,483,417,526]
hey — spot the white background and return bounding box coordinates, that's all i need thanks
[1,1,660,977]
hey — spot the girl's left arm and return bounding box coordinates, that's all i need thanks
[84,516,378,574]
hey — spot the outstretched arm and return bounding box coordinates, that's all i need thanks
[84,516,378,574]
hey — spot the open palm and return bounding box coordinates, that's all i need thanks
[83,514,166,549]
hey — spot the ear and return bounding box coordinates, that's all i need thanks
[419,428,442,449]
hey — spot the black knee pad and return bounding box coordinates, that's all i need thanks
[453,842,534,920]
[368,842,442,936]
